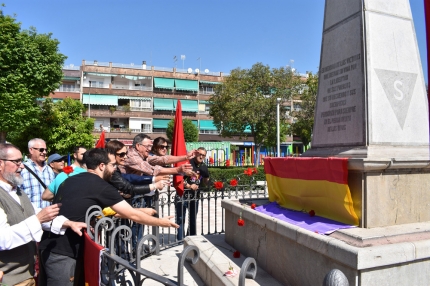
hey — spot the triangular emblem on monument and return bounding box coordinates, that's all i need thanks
[374,69,417,129]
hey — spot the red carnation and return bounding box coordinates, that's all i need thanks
[252,167,258,174]
[229,179,238,187]
[63,166,73,175]
[225,160,230,167]
[309,210,315,217]
[214,181,223,190]
[244,168,253,176]
[233,251,241,258]
[209,158,214,164]
[251,203,256,210]
[237,218,245,226]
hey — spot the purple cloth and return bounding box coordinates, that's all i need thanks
[255,202,356,235]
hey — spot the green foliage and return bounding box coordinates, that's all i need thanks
[209,63,301,165]
[166,118,199,142]
[208,166,266,182]
[0,9,66,142]
[7,98,95,154]
[289,72,318,146]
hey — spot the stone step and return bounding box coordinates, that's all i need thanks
[184,234,283,286]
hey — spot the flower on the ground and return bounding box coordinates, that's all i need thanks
[237,218,245,226]
[209,157,214,164]
[63,166,73,175]
[225,160,230,167]
[225,262,237,277]
[309,210,315,217]
[233,250,240,258]
[244,168,253,176]
[229,179,238,187]
[251,203,256,210]
[214,181,223,190]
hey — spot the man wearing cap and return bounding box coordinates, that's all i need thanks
[47,154,66,178]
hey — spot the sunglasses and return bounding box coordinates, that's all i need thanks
[159,145,169,150]
[32,147,48,153]
[53,159,65,163]
[198,153,207,157]
[116,151,128,158]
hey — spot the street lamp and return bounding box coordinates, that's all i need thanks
[276,98,281,157]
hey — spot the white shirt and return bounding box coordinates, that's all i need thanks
[0,180,68,250]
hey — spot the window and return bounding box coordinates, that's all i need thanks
[89,81,104,88]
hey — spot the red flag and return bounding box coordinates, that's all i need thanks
[83,231,104,286]
[95,130,105,148]
[171,100,187,196]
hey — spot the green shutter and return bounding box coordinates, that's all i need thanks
[174,100,198,112]
[199,120,217,131]
[153,119,171,129]
[154,78,175,89]
[175,79,198,92]
[153,98,174,111]
[83,94,118,106]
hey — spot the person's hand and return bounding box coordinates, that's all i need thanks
[63,221,87,236]
[159,215,179,228]
[36,203,62,223]
[190,184,199,191]
[155,175,170,182]
[184,169,198,177]
[187,150,198,160]
[154,179,169,190]
[140,208,157,216]
[177,164,193,174]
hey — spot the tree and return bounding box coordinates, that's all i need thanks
[209,62,300,166]
[0,8,66,143]
[289,72,318,146]
[7,98,95,154]
[166,118,199,142]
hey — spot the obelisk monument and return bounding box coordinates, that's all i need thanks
[305,0,428,160]
[303,0,430,227]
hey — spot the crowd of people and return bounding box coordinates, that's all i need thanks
[0,134,210,285]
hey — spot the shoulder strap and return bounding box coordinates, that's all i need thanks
[24,164,47,189]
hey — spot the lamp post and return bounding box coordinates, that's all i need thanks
[276,98,281,157]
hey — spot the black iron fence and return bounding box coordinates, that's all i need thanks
[84,174,268,285]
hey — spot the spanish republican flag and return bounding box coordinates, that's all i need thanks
[264,157,358,226]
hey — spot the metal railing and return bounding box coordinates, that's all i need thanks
[85,206,200,285]
[84,174,266,284]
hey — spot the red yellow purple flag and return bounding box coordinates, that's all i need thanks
[264,157,358,226]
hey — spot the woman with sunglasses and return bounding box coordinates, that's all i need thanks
[150,137,169,159]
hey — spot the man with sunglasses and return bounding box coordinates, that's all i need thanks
[177,147,210,240]
[20,139,55,209]
[47,154,67,178]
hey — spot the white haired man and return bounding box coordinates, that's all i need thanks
[20,139,55,208]
[0,143,86,286]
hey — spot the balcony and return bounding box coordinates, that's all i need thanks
[112,84,152,92]
[199,130,219,135]
[56,86,80,92]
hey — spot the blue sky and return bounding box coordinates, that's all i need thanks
[2,0,427,82]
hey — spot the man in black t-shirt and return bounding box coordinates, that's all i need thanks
[38,149,178,286]
[176,147,210,240]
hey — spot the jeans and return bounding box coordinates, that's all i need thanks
[175,191,199,241]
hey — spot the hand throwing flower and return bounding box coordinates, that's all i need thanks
[63,166,73,175]
[214,181,223,190]
[229,179,238,187]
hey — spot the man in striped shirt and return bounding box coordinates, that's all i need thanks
[20,139,55,209]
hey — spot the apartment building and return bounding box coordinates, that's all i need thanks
[52,60,303,153]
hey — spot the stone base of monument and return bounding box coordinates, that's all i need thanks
[222,199,430,286]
